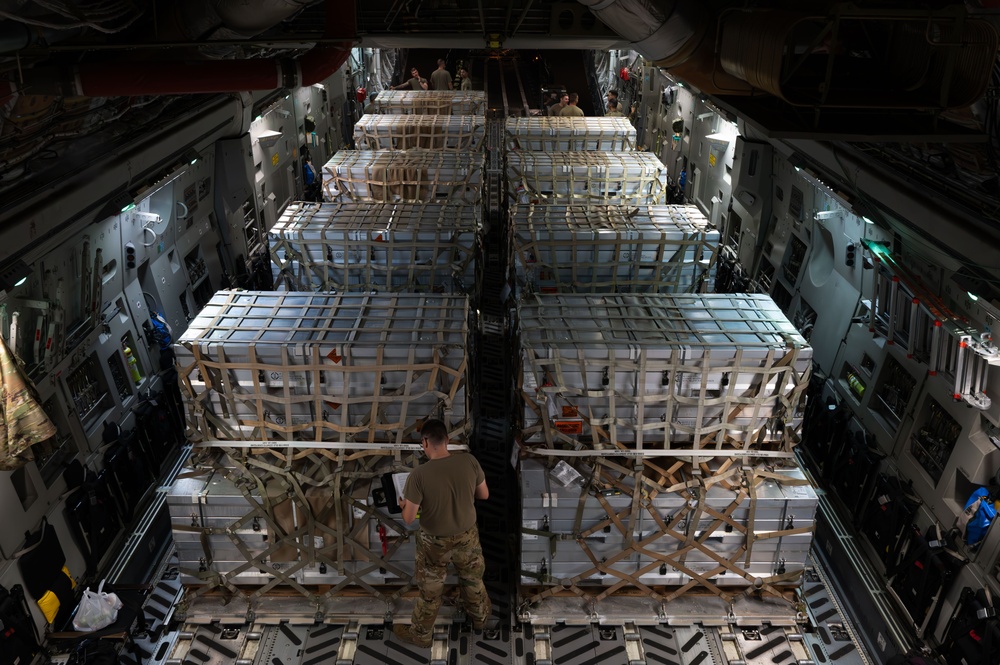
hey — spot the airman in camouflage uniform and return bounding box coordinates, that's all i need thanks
[395,418,491,648]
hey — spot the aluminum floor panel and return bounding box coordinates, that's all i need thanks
[251,623,310,665]
[300,624,346,665]
[469,627,514,665]
[547,624,628,665]
[730,625,798,665]
[121,553,184,665]
[670,626,718,665]
[354,623,452,665]
[799,564,869,665]
[169,624,249,665]
[638,624,684,665]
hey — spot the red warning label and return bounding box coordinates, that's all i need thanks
[553,420,583,435]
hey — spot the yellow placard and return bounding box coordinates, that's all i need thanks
[708,152,717,167]
[271,153,280,167]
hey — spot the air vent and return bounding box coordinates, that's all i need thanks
[549,3,616,36]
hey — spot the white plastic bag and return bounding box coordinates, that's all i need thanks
[72,580,122,632]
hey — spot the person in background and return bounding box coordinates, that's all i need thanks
[301,154,322,202]
[394,418,492,648]
[560,92,584,117]
[548,93,568,116]
[459,67,472,91]
[430,59,454,90]
[606,89,619,107]
[363,91,377,115]
[393,67,428,91]
[605,100,624,117]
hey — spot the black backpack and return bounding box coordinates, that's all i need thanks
[135,388,181,465]
[941,587,1000,665]
[0,584,38,665]
[64,462,123,574]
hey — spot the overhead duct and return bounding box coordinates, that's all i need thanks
[575,0,705,66]
[718,8,998,108]
[580,0,998,107]
[0,21,83,54]
[575,0,751,94]
[150,0,320,59]
[45,0,354,97]
[69,44,351,96]
[195,0,315,38]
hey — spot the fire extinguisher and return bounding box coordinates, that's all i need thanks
[378,523,388,557]
[356,86,367,104]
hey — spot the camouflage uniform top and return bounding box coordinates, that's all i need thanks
[0,336,57,470]
[404,452,484,536]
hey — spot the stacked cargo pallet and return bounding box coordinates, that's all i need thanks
[172,292,469,591]
[505,119,718,296]
[508,150,667,206]
[505,116,637,151]
[322,150,483,204]
[374,89,486,115]
[519,294,811,451]
[354,113,486,151]
[171,90,489,602]
[506,117,814,604]
[177,292,469,444]
[510,204,718,294]
[271,201,479,293]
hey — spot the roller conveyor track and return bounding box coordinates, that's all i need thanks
[112,559,873,665]
[466,112,517,652]
[485,56,530,116]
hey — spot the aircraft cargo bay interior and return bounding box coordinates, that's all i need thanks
[1,2,1000,664]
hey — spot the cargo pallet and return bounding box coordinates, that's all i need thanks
[511,204,719,295]
[270,201,479,294]
[373,90,487,116]
[322,150,483,204]
[354,114,487,152]
[175,291,470,444]
[504,117,637,152]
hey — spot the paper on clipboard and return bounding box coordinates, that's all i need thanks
[393,472,410,502]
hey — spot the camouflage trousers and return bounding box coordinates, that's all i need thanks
[411,525,491,639]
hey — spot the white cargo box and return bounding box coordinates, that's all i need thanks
[175,291,469,445]
[270,201,479,293]
[519,294,812,451]
[374,90,486,115]
[323,150,482,204]
[505,117,636,151]
[354,114,486,151]
[508,151,667,206]
[519,458,816,590]
[511,204,719,294]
